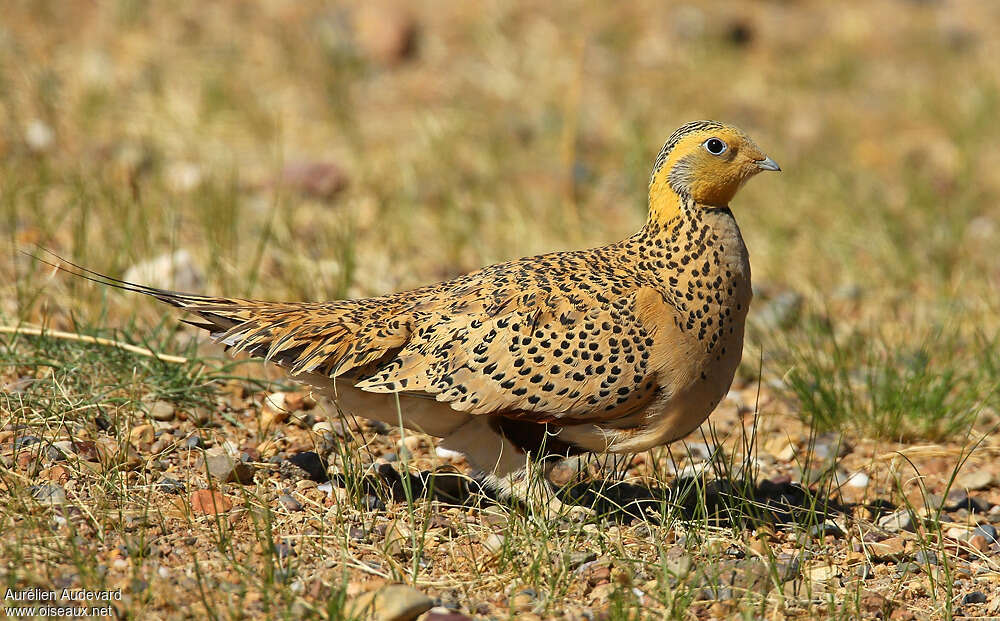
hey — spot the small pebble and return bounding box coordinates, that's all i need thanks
[509,589,536,613]
[31,484,66,505]
[155,477,186,495]
[946,490,989,513]
[958,470,994,491]
[566,551,597,570]
[914,549,938,565]
[483,533,505,555]
[972,524,998,544]
[273,542,295,560]
[201,450,256,484]
[278,494,303,512]
[434,446,464,460]
[149,400,176,421]
[962,591,987,605]
[14,436,40,451]
[968,535,990,552]
[348,526,368,542]
[846,472,869,488]
[855,564,875,579]
[895,562,921,576]
[878,509,915,533]
[190,489,232,515]
[809,521,844,539]
[363,494,385,511]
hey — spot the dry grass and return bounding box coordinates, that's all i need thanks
[3,0,1000,619]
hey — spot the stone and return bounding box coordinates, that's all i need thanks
[14,436,40,450]
[46,465,70,484]
[155,477,185,494]
[807,565,840,583]
[809,521,844,539]
[567,551,597,570]
[855,564,875,579]
[972,524,998,544]
[25,119,54,152]
[273,542,295,560]
[895,562,921,576]
[509,590,536,612]
[188,406,212,426]
[870,536,909,560]
[968,535,990,552]
[434,447,464,461]
[278,161,348,200]
[753,290,803,329]
[190,490,233,515]
[878,509,915,533]
[149,400,176,421]
[50,440,76,458]
[958,470,995,491]
[344,527,367,545]
[846,472,869,488]
[128,424,155,447]
[260,393,290,431]
[31,484,66,506]
[200,449,256,484]
[149,436,172,455]
[346,584,432,621]
[354,3,418,65]
[482,533,505,555]
[278,494,303,512]
[583,563,611,587]
[860,592,891,614]
[589,583,616,602]
[383,521,411,556]
[914,549,938,565]
[946,489,990,513]
[962,591,987,605]
[124,249,203,291]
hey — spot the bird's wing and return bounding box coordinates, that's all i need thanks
[354,277,668,423]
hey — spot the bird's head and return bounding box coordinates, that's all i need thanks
[648,120,779,214]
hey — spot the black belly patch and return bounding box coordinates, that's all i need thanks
[489,417,586,461]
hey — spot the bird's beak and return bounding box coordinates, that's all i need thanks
[756,156,781,172]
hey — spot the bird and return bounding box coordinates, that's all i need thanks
[49,120,779,515]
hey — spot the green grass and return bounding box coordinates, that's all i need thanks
[782,317,999,441]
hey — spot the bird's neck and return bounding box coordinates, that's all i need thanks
[641,190,737,245]
[646,189,701,234]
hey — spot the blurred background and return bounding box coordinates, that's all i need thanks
[3,0,999,438]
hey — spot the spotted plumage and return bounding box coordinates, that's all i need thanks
[52,120,779,512]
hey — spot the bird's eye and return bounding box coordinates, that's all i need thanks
[704,138,727,155]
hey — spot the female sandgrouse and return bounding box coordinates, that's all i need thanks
[57,120,779,511]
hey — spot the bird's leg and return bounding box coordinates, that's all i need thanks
[492,459,594,522]
[439,416,593,520]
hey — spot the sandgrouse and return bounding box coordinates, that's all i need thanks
[55,120,779,512]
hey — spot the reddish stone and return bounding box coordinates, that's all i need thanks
[190,490,233,515]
